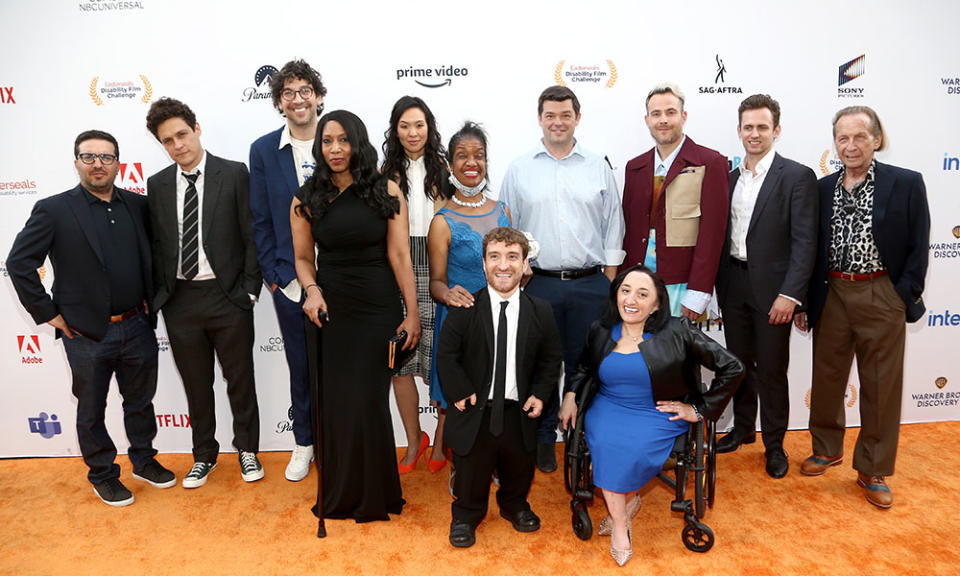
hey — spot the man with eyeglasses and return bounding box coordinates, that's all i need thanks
[248,59,327,482]
[8,130,174,507]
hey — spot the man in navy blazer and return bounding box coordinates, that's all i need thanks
[249,60,327,481]
[795,106,930,509]
[438,227,563,548]
[715,95,818,478]
[8,130,174,506]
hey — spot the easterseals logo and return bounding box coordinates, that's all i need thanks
[396,64,469,88]
[927,309,960,328]
[818,149,844,176]
[18,335,42,365]
[941,77,960,95]
[241,65,277,103]
[156,414,191,428]
[929,227,960,260]
[0,178,38,197]
[838,54,865,98]
[698,55,743,95]
[260,335,285,353]
[911,378,958,408]
[805,384,857,409]
[117,163,146,195]
[0,86,14,104]
[89,75,152,105]
[79,1,145,12]
[554,60,617,88]
[28,413,62,438]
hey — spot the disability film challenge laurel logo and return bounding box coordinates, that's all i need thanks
[911,377,959,408]
[818,149,844,176]
[804,385,857,409]
[241,65,278,103]
[554,60,618,88]
[89,75,153,106]
[838,54,865,98]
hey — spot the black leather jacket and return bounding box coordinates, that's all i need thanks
[566,317,743,422]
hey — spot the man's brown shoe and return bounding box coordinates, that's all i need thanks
[857,473,893,509]
[800,454,843,476]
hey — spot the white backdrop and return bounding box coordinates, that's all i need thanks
[1,0,958,458]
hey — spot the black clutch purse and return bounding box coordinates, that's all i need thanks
[388,330,414,370]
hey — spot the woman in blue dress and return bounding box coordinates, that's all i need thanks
[560,265,743,566]
[426,122,511,473]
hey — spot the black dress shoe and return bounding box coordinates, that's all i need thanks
[500,509,541,533]
[537,442,557,473]
[715,429,756,454]
[449,521,476,548]
[765,447,789,479]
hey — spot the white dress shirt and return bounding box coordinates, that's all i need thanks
[729,148,775,261]
[405,155,435,238]
[487,287,521,402]
[176,151,214,280]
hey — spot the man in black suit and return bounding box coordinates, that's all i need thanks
[437,227,562,548]
[715,94,818,478]
[145,98,263,488]
[8,130,175,506]
[795,106,929,509]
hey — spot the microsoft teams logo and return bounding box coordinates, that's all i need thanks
[28,412,62,438]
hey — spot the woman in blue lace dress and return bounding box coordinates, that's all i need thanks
[426,122,511,471]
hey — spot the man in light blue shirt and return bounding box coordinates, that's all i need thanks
[501,85,625,473]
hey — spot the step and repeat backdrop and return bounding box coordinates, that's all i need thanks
[1,0,958,458]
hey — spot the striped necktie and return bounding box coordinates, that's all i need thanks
[181,172,200,280]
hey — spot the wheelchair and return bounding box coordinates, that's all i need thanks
[563,377,718,553]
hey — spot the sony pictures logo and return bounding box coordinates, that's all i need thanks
[28,412,62,438]
[396,64,469,88]
[241,65,277,103]
[554,60,618,88]
[838,54,865,98]
[911,377,958,407]
[698,55,742,95]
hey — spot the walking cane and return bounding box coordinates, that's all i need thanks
[306,317,326,538]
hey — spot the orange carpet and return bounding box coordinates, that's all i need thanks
[1,422,958,576]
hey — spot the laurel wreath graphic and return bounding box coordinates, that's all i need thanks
[554,60,565,87]
[89,77,103,106]
[606,60,618,88]
[846,384,857,408]
[819,150,830,176]
[140,75,153,104]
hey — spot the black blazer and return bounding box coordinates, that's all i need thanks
[716,153,818,311]
[7,184,155,341]
[147,153,262,310]
[437,287,563,456]
[806,161,930,327]
[566,317,743,422]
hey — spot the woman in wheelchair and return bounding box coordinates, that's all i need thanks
[559,265,743,566]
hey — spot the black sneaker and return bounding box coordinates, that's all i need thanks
[239,451,264,482]
[133,459,176,489]
[93,478,134,507]
[537,442,557,473]
[182,462,217,489]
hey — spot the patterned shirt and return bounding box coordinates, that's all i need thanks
[829,161,884,274]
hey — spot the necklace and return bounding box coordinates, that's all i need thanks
[623,326,644,343]
[451,194,487,208]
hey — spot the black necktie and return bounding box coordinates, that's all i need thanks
[490,300,508,436]
[181,172,200,280]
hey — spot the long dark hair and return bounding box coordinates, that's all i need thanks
[381,96,448,201]
[600,265,671,333]
[442,121,489,198]
[296,110,398,221]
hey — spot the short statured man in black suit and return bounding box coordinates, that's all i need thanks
[795,106,929,509]
[714,94,818,478]
[437,227,563,548]
[8,130,175,506]
[145,97,263,488]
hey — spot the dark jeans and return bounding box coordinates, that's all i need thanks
[272,287,312,446]
[525,272,610,444]
[62,311,159,484]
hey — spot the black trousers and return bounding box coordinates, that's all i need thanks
[163,279,259,462]
[451,403,535,527]
[721,264,792,450]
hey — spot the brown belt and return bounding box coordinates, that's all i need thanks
[828,270,889,282]
[109,305,142,323]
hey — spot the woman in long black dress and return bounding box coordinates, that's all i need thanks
[291,110,421,522]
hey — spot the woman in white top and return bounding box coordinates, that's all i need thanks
[381,96,451,474]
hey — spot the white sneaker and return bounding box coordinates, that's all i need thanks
[285,444,314,482]
[239,451,264,482]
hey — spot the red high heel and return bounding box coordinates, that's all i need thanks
[427,446,448,473]
[398,431,429,474]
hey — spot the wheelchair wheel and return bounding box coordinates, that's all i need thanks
[681,521,714,553]
[572,502,593,541]
[706,419,717,508]
[693,422,707,519]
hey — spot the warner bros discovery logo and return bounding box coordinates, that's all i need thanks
[29,413,62,438]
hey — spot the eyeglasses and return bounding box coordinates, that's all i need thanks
[77,153,118,165]
[281,86,315,101]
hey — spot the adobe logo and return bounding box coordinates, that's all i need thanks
[18,335,43,365]
[118,162,146,195]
